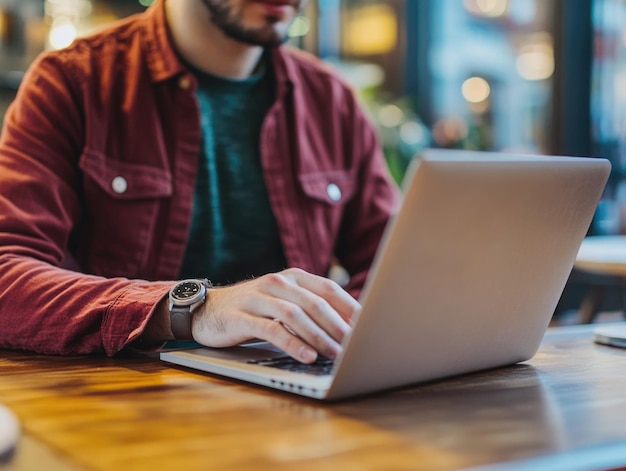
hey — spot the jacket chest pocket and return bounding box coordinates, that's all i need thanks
[78,151,173,278]
[297,170,356,253]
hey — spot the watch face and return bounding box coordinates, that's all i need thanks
[172,280,203,302]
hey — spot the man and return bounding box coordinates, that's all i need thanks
[0,0,398,363]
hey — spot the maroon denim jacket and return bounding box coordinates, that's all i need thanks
[0,1,399,355]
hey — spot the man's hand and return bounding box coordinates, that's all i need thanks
[191,268,361,363]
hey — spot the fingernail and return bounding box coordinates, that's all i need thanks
[299,346,317,363]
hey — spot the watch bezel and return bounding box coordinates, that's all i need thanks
[169,279,208,308]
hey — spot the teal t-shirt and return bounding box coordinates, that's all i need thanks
[178,59,287,284]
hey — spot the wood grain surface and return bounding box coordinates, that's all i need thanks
[1,325,626,471]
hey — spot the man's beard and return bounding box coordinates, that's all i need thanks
[200,0,295,47]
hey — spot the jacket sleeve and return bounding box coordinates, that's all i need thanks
[0,52,171,356]
[336,91,400,299]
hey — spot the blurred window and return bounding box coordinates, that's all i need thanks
[0,0,147,123]
[422,0,555,153]
[592,0,626,234]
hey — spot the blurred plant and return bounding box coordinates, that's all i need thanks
[360,92,431,185]
[329,60,430,185]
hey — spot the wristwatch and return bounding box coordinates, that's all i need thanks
[168,278,211,341]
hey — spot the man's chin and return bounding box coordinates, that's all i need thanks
[200,0,294,47]
[227,24,290,47]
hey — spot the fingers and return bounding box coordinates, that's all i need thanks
[253,273,349,344]
[246,295,343,359]
[284,268,362,324]
[251,315,319,363]
[193,303,319,363]
[251,269,362,360]
[192,268,362,364]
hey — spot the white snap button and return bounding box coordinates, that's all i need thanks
[326,183,342,202]
[111,176,128,194]
[178,75,191,90]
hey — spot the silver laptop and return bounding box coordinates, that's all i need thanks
[161,149,611,400]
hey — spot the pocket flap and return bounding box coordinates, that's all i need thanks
[298,170,356,205]
[79,151,173,199]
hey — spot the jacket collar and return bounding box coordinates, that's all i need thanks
[140,0,188,83]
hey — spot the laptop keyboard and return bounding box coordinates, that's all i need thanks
[246,355,334,376]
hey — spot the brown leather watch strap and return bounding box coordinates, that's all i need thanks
[170,307,194,341]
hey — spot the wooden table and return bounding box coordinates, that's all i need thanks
[2,324,626,471]
[574,236,626,323]
[575,236,626,277]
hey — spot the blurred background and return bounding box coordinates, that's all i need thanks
[0,0,611,219]
[0,0,625,320]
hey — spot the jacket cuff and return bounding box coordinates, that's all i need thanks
[101,281,173,356]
